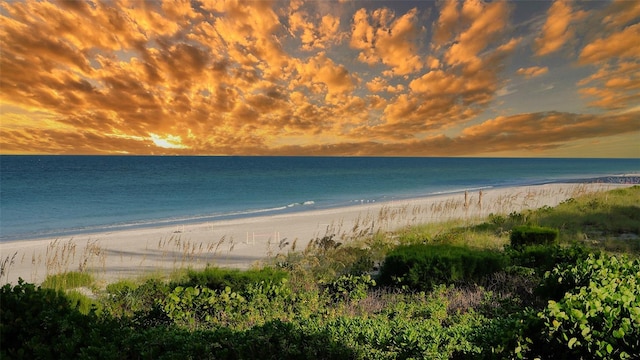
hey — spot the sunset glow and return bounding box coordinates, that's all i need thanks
[1,0,638,157]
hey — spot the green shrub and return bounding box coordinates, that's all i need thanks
[467,310,541,360]
[103,278,170,319]
[507,244,591,274]
[296,313,483,359]
[322,274,376,302]
[510,225,558,248]
[119,320,360,359]
[379,244,507,290]
[0,280,121,359]
[473,253,640,360]
[533,254,640,359]
[163,285,247,329]
[182,266,288,292]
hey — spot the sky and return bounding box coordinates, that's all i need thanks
[0,0,639,157]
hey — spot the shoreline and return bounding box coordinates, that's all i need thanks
[0,181,636,285]
[2,174,638,243]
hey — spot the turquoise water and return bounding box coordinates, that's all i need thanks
[1,156,638,241]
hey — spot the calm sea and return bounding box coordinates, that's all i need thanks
[1,156,638,242]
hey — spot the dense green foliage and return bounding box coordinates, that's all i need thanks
[501,253,640,360]
[1,280,489,360]
[2,186,639,359]
[0,280,119,359]
[182,266,288,292]
[535,254,640,359]
[510,225,559,248]
[379,244,507,290]
[506,244,591,275]
[322,274,376,302]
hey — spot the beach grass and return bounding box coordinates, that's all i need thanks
[41,271,95,291]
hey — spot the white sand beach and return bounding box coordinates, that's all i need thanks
[0,182,631,285]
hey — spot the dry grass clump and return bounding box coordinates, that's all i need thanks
[1,252,18,283]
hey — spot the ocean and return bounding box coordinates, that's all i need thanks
[1,156,638,242]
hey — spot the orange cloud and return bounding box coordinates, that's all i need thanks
[366,77,404,93]
[289,9,342,51]
[534,0,577,56]
[409,70,464,95]
[601,0,640,29]
[292,52,355,103]
[575,4,640,111]
[460,111,639,151]
[349,7,423,76]
[578,61,640,110]
[262,111,640,157]
[432,0,459,47]
[372,0,516,138]
[579,24,640,64]
[516,66,549,79]
[444,0,511,68]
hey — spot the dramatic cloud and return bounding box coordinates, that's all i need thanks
[578,61,640,110]
[576,2,640,111]
[350,7,424,76]
[579,24,640,65]
[0,0,638,157]
[534,0,579,56]
[289,9,342,51]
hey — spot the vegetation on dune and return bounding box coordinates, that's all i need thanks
[378,244,507,291]
[1,186,639,359]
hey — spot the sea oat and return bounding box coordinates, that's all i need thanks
[1,252,18,281]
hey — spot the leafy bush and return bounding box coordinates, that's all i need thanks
[379,244,507,290]
[466,310,541,360]
[0,280,120,359]
[322,274,376,302]
[510,225,558,248]
[236,320,359,359]
[119,320,357,360]
[163,285,247,329]
[471,253,640,360]
[297,312,484,359]
[103,278,169,318]
[182,266,287,292]
[533,254,640,359]
[506,244,591,275]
